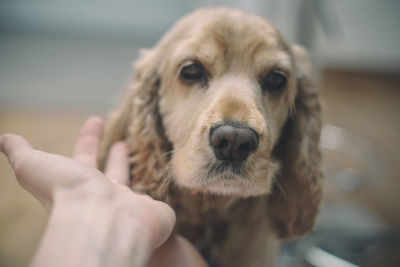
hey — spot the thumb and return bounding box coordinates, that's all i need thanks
[0,134,94,209]
[0,134,54,207]
[1,134,105,210]
[0,134,33,169]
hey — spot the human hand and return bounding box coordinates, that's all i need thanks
[0,116,206,267]
[0,117,174,253]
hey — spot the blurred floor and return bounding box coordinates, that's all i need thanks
[1,71,400,266]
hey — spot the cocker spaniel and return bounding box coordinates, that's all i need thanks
[102,7,322,267]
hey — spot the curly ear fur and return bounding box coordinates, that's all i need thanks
[268,44,323,239]
[101,49,172,196]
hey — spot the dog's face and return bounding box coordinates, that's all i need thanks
[156,9,297,197]
[103,7,322,238]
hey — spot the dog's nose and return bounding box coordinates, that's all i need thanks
[209,121,259,162]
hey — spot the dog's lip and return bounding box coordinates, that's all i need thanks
[205,160,247,180]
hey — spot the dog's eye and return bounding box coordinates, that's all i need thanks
[180,63,206,82]
[261,71,287,92]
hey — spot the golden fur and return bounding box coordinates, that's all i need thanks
[101,7,322,266]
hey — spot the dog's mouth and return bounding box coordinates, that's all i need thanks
[187,157,272,197]
[204,160,247,179]
[173,150,273,197]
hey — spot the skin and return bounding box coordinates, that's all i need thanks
[0,116,206,267]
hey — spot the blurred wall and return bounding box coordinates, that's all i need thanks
[0,0,399,111]
[0,0,300,43]
[311,0,400,72]
[0,0,301,112]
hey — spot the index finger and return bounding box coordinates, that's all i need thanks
[72,116,104,168]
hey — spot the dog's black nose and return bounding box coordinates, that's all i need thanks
[209,121,259,162]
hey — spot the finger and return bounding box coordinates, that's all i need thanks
[0,134,33,169]
[72,116,104,168]
[0,133,105,210]
[104,142,129,185]
[0,134,53,207]
[151,200,176,248]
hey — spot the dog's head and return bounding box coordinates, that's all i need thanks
[104,7,322,239]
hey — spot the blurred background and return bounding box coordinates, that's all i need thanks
[0,0,399,266]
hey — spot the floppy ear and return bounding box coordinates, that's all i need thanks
[267,44,323,239]
[101,48,171,195]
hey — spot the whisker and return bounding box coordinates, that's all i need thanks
[271,173,288,200]
[152,148,181,164]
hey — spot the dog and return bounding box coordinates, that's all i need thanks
[101,7,322,267]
